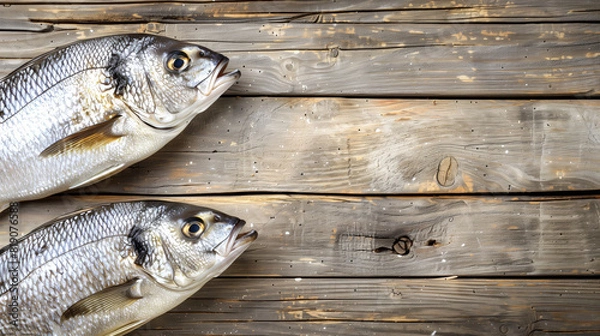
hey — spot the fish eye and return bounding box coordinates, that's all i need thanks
[165,51,191,72]
[182,217,205,239]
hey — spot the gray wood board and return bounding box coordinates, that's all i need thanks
[2,194,599,277]
[0,1,598,335]
[2,1,600,23]
[0,23,598,97]
[4,22,598,55]
[129,277,600,335]
[75,98,600,194]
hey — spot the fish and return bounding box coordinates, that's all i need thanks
[0,34,240,212]
[0,200,257,335]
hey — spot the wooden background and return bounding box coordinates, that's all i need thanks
[1,1,600,335]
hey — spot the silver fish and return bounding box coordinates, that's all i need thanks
[0,201,257,335]
[0,34,240,211]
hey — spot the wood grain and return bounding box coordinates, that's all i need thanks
[2,22,599,55]
[2,1,599,23]
[74,98,600,195]
[0,23,598,97]
[2,194,599,277]
[0,1,598,334]
[129,277,600,335]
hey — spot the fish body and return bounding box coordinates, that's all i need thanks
[0,34,240,210]
[0,201,256,335]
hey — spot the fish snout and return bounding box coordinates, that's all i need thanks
[214,220,257,257]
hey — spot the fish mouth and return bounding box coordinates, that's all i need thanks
[214,220,257,257]
[197,59,241,96]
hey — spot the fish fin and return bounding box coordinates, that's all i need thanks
[68,163,126,190]
[39,115,122,157]
[105,320,149,336]
[61,277,143,323]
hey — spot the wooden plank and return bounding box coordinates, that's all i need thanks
[132,323,502,336]
[0,23,598,96]
[132,323,600,336]
[2,194,599,277]
[0,19,51,32]
[75,98,600,194]
[128,277,600,335]
[224,46,599,97]
[1,22,597,55]
[1,1,599,23]
[0,2,596,335]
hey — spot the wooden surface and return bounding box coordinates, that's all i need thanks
[1,22,599,97]
[1,1,600,335]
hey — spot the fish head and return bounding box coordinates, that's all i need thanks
[131,202,257,291]
[117,35,240,129]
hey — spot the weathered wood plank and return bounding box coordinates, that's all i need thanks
[1,22,597,55]
[0,1,597,335]
[2,195,599,276]
[132,322,507,336]
[129,277,600,335]
[2,1,599,23]
[0,23,598,97]
[225,47,598,97]
[77,98,600,194]
[131,323,600,336]
[0,19,51,32]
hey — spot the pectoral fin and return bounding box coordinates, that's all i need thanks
[40,115,122,157]
[61,277,144,323]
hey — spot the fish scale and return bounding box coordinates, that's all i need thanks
[0,36,132,123]
[0,204,137,293]
[23,238,132,333]
[0,201,256,335]
[0,35,240,230]
[0,203,139,334]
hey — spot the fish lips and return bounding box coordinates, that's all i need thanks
[214,220,257,257]
[197,58,241,97]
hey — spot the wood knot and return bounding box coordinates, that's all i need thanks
[393,236,413,255]
[329,47,340,58]
[437,156,458,187]
[374,236,413,255]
